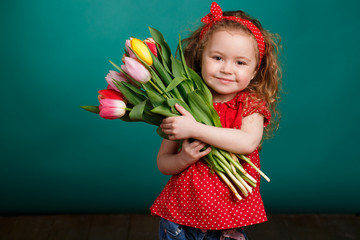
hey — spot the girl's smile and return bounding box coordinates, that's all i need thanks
[217,78,235,83]
[201,29,258,103]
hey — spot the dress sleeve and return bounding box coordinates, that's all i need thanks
[242,95,271,128]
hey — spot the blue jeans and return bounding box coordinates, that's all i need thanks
[159,218,249,240]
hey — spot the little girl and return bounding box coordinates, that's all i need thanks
[150,2,281,239]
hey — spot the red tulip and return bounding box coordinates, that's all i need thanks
[145,38,157,57]
[98,89,125,101]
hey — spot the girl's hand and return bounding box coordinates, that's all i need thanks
[160,104,199,141]
[178,139,211,166]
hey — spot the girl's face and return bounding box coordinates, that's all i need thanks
[201,29,258,102]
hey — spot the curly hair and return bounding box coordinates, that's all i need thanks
[182,10,282,139]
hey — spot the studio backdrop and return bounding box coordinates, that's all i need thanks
[1,0,359,214]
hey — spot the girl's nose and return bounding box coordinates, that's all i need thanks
[220,61,233,74]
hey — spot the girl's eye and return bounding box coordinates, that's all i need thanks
[236,61,245,65]
[213,56,222,61]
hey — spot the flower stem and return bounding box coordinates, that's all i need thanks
[214,169,242,201]
[216,157,249,197]
[149,80,170,99]
[238,154,271,182]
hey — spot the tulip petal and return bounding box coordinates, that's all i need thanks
[125,40,136,58]
[99,99,126,108]
[99,107,126,119]
[145,38,157,57]
[124,57,151,83]
[99,99,126,119]
[105,70,127,91]
[130,38,153,65]
[98,89,125,100]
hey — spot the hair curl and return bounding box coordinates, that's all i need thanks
[182,10,282,139]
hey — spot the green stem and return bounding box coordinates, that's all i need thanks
[149,79,170,99]
[213,149,256,189]
[219,150,257,184]
[238,154,271,182]
[215,156,249,197]
[213,168,242,201]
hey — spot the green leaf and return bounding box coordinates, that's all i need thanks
[115,80,145,96]
[115,81,146,105]
[149,27,172,70]
[165,77,187,92]
[171,55,185,77]
[119,111,140,123]
[187,90,214,126]
[146,90,166,107]
[156,44,172,74]
[177,35,190,78]
[187,67,213,104]
[80,106,99,114]
[166,98,192,115]
[129,99,148,121]
[151,52,173,86]
[143,112,163,126]
[194,90,221,127]
[151,105,179,117]
[151,55,184,101]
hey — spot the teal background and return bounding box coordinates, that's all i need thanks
[1,0,359,214]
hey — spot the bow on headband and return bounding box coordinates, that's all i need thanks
[200,2,265,68]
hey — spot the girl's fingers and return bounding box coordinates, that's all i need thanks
[199,147,212,157]
[175,104,192,117]
[161,116,176,124]
[193,142,207,151]
[185,139,210,153]
[160,123,171,129]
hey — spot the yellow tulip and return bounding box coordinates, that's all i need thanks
[130,38,153,66]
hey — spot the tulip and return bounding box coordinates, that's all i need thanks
[98,89,125,101]
[125,39,136,58]
[122,57,151,83]
[98,89,127,120]
[99,99,126,120]
[145,38,157,57]
[130,38,153,65]
[105,70,127,92]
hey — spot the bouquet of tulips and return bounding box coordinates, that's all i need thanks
[81,27,270,200]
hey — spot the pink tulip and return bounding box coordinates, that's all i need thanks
[105,70,127,92]
[99,99,126,120]
[121,57,151,83]
[145,38,157,57]
[125,39,136,58]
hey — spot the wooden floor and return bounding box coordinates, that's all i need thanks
[0,214,359,240]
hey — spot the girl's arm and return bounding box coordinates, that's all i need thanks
[160,104,264,154]
[157,138,211,175]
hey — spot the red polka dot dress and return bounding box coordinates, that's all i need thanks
[150,91,271,230]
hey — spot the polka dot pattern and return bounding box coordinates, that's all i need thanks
[150,91,270,230]
[200,2,265,68]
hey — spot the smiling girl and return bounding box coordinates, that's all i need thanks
[150,2,282,239]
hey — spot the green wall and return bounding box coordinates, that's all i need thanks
[1,0,359,214]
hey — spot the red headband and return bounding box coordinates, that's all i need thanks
[200,2,265,68]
